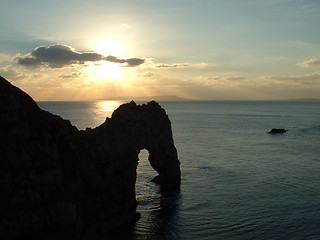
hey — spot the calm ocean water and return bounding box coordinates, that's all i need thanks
[38,100,320,240]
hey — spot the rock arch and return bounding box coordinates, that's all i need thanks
[77,100,181,237]
[87,100,181,189]
[0,76,181,238]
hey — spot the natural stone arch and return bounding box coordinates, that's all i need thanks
[98,100,181,192]
[81,100,181,235]
[0,76,181,238]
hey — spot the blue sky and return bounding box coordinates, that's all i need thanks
[1,0,320,100]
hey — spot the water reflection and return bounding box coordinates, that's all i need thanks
[107,192,181,240]
[94,100,122,119]
[38,100,123,130]
[142,192,181,240]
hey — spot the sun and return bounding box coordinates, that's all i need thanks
[86,38,128,79]
[94,38,125,57]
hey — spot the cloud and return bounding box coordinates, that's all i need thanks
[297,58,320,67]
[58,71,84,79]
[132,73,250,100]
[105,55,145,67]
[125,58,145,67]
[156,63,190,68]
[222,76,248,81]
[154,62,208,69]
[136,72,156,78]
[260,72,320,83]
[204,75,248,84]
[32,73,45,79]
[0,66,27,80]
[16,44,145,68]
[16,45,103,68]
[0,53,12,64]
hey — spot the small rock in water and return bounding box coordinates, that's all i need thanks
[268,128,287,134]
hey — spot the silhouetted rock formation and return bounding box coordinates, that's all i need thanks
[0,76,181,239]
[268,128,287,134]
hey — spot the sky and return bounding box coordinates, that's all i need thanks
[1,0,320,100]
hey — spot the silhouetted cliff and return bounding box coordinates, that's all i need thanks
[0,76,181,239]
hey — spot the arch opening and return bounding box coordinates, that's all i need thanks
[136,149,160,201]
[133,149,181,237]
[134,149,161,230]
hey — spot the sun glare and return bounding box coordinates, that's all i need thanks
[85,38,129,79]
[87,61,123,79]
[94,38,125,57]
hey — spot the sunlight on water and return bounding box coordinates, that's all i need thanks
[38,100,123,130]
[95,100,121,118]
[88,100,123,128]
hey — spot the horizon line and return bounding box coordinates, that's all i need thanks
[36,97,320,102]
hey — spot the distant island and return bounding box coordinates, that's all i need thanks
[100,97,320,102]
[98,95,190,102]
[291,98,320,101]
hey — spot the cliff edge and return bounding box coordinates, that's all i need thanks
[0,76,181,239]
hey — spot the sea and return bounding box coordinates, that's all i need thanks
[38,100,320,240]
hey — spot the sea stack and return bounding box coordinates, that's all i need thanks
[268,128,287,134]
[0,76,181,239]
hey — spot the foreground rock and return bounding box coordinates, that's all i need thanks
[0,76,181,239]
[268,128,287,134]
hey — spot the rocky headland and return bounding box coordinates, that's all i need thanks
[0,76,181,239]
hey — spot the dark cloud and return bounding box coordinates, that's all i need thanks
[104,55,145,67]
[104,55,126,64]
[16,44,144,68]
[16,45,103,68]
[125,58,145,67]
